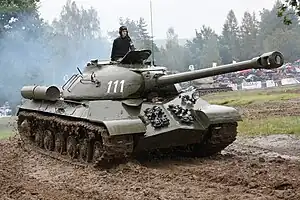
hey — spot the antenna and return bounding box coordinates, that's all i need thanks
[150,0,155,66]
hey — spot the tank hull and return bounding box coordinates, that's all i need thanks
[16,90,241,167]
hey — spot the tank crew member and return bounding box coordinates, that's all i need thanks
[110,25,135,61]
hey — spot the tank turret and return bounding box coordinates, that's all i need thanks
[36,50,282,101]
[16,49,285,168]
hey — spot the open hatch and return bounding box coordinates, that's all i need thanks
[119,49,152,65]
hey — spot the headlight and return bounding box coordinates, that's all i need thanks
[192,91,201,100]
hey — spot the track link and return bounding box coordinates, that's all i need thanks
[190,122,238,157]
[17,110,134,168]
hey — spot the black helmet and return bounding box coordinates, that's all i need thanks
[119,25,128,34]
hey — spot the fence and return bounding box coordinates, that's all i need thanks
[228,78,300,90]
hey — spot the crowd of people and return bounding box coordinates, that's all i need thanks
[0,102,12,117]
[214,59,300,85]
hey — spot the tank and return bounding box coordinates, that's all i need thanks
[189,77,233,95]
[16,49,284,167]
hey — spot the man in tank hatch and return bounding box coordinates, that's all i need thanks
[110,25,136,61]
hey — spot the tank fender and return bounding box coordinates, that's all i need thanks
[199,105,242,124]
[190,109,211,129]
[121,99,143,107]
[102,118,146,136]
[87,100,147,136]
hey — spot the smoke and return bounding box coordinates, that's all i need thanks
[0,12,111,111]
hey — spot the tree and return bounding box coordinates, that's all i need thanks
[52,0,102,39]
[160,27,188,71]
[0,0,44,108]
[263,28,300,62]
[192,26,221,69]
[51,0,110,73]
[136,18,152,49]
[186,25,221,69]
[258,1,300,62]
[239,12,259,60]
[199,32,221,69]
[0,0,40,36]
[277,0,300,24]
[185,30,204,68]
[260,1,298,36]
[219,10,241,63]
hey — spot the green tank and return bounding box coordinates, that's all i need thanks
[16,49,284,167]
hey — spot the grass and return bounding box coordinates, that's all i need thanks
[238,116,300,136]
[202,85,300,106]
[0,117,16,140]
[202,85,300,136]
[0,130,13,139]
[205,92,299,106]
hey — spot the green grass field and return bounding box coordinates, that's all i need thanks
[0,116,16,140]
[202,85,300,106]
[238,116,300,136]
[202,85,300,136]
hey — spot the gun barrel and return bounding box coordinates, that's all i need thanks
[156,51,284,86]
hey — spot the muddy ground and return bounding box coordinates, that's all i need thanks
[1,96,300,200]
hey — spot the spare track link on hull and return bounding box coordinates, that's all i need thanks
[17,110,134,168]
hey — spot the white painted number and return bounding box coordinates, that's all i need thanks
[120,80,125,92]
[107,80,125,93]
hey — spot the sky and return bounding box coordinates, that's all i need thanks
[39,0,278,39]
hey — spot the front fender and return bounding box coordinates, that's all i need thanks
[102,118,146,136]
[199,104,242,124]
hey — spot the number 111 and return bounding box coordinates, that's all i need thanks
[106,80,125,93]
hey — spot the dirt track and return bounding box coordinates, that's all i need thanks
[0,136,299,200]
[1,98,300,200]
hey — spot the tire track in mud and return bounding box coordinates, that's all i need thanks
[226,134,300,159]
[0,137,300,200]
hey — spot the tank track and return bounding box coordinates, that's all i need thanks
[17,110,237,167]
[17,110,134,168]
[190,122,238,157]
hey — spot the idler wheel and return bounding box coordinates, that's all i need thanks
[79,139,90,163]
[55,133,66,154]
[66,136,78,159]
[92,141,103,163]
[43,130,54,151]
[35,131,44,148]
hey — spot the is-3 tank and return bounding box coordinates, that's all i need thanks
[16,49,284,167]
[190,77,233,95]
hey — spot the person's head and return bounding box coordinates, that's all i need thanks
[119,26,128,38]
